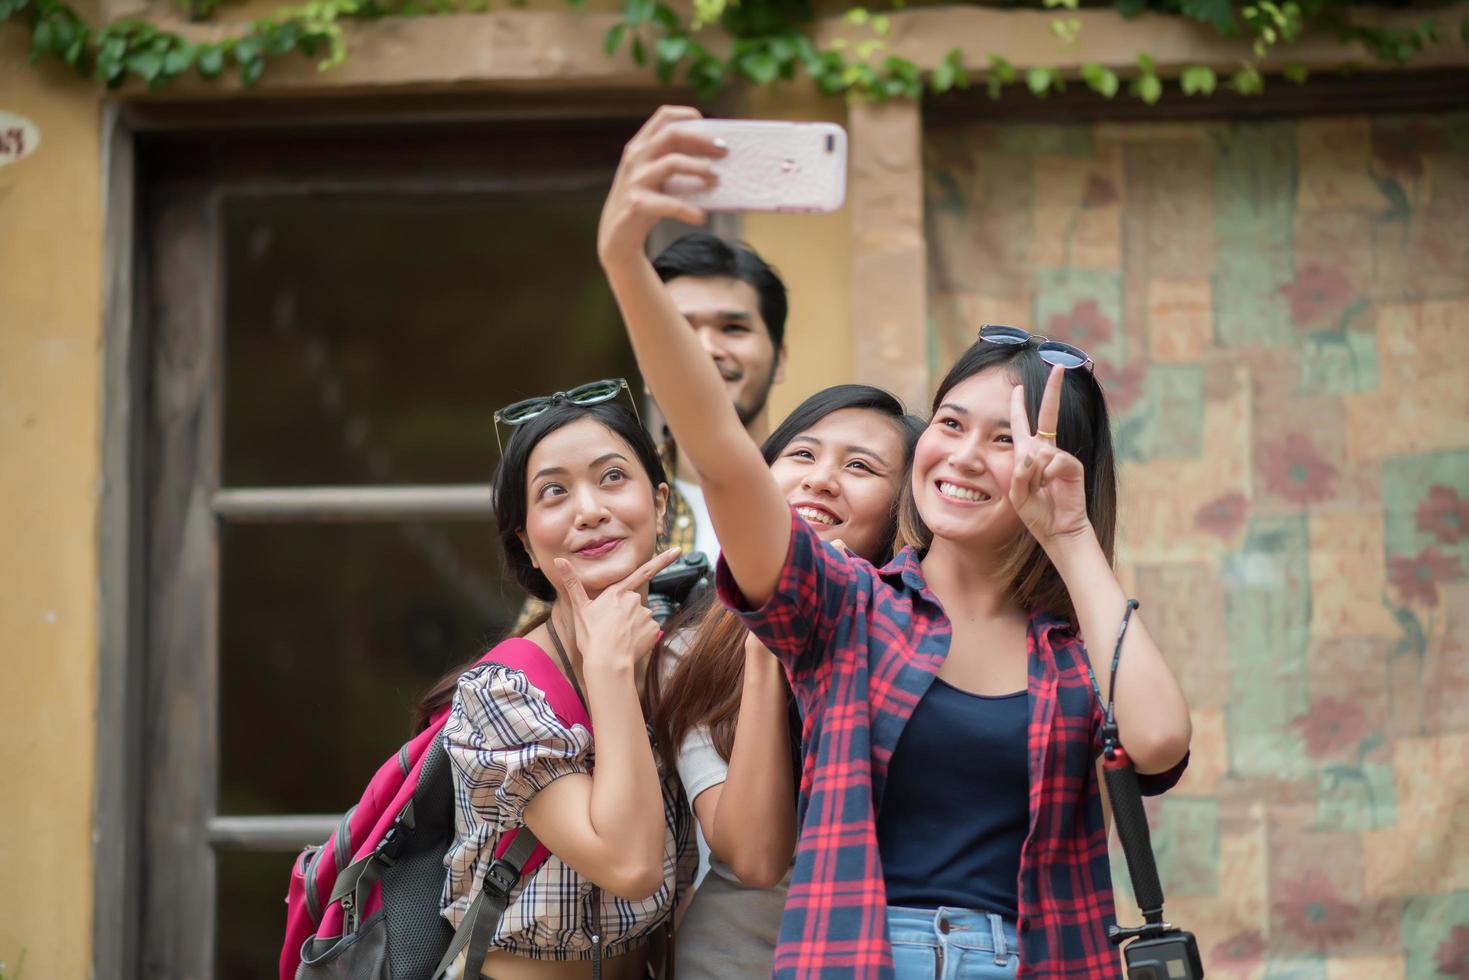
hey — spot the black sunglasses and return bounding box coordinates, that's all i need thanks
[979,324,1094,372]
[493,378,640,453]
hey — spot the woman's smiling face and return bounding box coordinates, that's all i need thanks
[910,367,1027,549]
[769,407,907,563]
[518,417,667,600]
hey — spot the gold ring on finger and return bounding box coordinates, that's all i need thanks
[1036,429,1057,441]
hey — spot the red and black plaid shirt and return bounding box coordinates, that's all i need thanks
[716,509,1187,979]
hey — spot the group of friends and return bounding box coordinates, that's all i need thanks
[421,106,1193,980]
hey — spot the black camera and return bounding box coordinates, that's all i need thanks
[1116,927,1204,980]
[646,551,712,626]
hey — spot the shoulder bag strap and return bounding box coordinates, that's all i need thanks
[431,828,541,980]
[545,618,605,980]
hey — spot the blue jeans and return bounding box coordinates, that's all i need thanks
[887,906,1020,980]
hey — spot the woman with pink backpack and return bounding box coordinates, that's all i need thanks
[283,383,694,980]
[427,387,696,979]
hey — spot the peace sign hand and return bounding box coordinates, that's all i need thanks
[1007,365,1091,548]
[553,547,683,674]
[597,106,727,268]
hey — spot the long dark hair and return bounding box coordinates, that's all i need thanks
[414,400,668,731]
[896,339,1118,622]
[651,385,923,767]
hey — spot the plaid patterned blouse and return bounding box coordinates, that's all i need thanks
[439,658,695,960]
[716,509,1188,979]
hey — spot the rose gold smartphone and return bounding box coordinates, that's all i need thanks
[664,119,848,213]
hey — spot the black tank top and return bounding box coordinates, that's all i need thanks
[876,678,1030,918]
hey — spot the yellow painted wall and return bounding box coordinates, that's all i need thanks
[0,25,104,980]
[738,83,856,423]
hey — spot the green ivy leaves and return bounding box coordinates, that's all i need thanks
[1081,61,1119,97]
[1181,0,1235,34]
[1,0,1462,100]
[929,48,967,94]
[5,0,376,89]
[576,0,1465,104]
[1180,64,1216,94]
[1130,51,1162,102]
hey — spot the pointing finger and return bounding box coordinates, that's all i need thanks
[616,546,683,593]
[554,558,591,609]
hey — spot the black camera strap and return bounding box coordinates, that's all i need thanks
[1085,602,1206,977]
[1084,599,1167,928]
[545,619,606,980]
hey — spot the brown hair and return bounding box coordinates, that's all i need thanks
[896,339,1118,623]
[649,590,749,770]
[650,384,923,767]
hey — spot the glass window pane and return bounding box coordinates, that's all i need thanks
[219,521,513,816]
[222,190,641,487]
[216,849,297,980]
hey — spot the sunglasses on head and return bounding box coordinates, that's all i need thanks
[493,378,640,454]
[978,324,1094,372]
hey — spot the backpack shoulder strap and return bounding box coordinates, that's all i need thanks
[431,635,597,980]
[481,636,593,872]
[481,636,592,733]
[430,829,540,980]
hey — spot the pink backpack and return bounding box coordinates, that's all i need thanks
[280,638,591,980]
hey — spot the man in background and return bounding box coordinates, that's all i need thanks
[648,231,788,565]
[512,231,788,623]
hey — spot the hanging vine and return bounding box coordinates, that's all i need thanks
[2,0,1466,99]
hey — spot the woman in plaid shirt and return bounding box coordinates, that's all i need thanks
[598,107,1193,979]
[420,396,697,979]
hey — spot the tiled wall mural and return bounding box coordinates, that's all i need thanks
[924,111,1469,977]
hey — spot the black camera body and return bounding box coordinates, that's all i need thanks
[646,551,712,626]
[1117,927,1204,980]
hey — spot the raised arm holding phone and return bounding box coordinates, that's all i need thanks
[600,106,1193,980]
[598,107,798,606]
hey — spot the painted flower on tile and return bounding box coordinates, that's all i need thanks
[1435,923,1469,977]
[1097,360,1146,415]
[1387,546,1465,607]
[1279,263,1354,326]
[1211,931,1265,971]
[1416,484,1469,545]
[1289,696,1371,758]
[1195,493,1250,539]
[1260,435,1338,506]
[1047,298,1115,348]
[1274,873,1360,948]
[1083,174,1119,208]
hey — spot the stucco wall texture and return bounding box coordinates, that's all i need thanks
[0,25,105,980]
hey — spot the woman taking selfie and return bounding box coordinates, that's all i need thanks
[418,384,694,979]
[652,384,922,979]
[597,107,1192,980]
